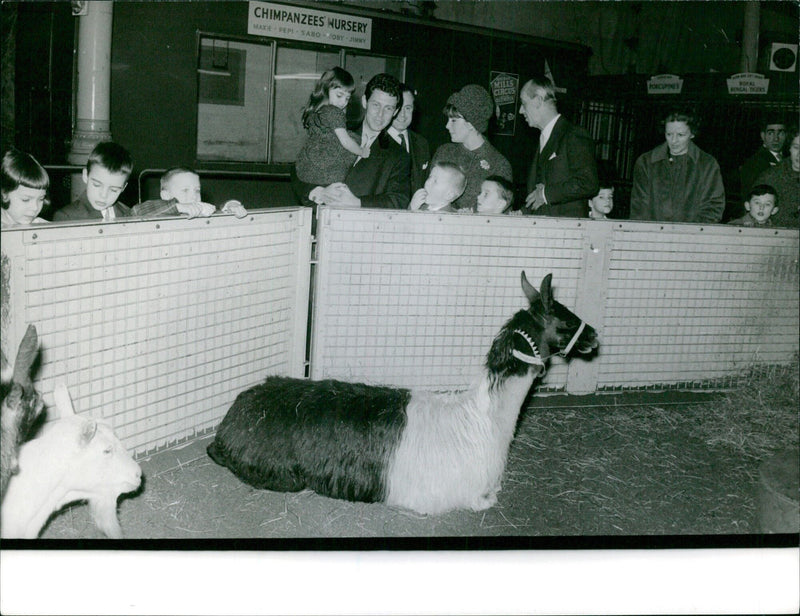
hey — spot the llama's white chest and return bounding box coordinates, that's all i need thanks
[384,373,534,514]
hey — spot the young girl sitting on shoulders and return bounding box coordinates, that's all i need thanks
[1,149,49,228]
[295,67,369,186]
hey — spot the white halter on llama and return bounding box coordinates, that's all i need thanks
[512,321,586,369]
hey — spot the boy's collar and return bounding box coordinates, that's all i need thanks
[425,202,452,212]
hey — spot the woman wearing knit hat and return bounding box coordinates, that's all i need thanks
[430,84,512,212]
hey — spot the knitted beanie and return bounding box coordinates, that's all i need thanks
[447,84,494,133]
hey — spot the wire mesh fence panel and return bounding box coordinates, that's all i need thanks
[1,209,311,457]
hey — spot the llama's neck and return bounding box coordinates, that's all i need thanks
[475,367,536,444]
[486,314,549,387]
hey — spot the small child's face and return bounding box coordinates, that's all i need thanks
[83,166,128,211]
[476,181,507,214]
[423,166,458,205]
[745,194,777,224]
[4,185,46,225]
[162,172,201,205]
[328,87,352,110]
[589,188,614,216]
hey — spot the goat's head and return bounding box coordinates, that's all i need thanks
[487,272,599,380]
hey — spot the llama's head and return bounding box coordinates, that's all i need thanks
[487,272,598,380]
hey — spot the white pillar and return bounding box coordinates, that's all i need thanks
[68,0,114,200]
[740,1,760,73]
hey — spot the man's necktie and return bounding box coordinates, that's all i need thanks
[399,132,408,153]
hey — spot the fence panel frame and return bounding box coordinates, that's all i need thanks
[1,208,312,457]
[310,207,798,394]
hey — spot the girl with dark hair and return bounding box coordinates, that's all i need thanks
[630,110,725,223]
[1,149,49,227]
[295,67,370,186]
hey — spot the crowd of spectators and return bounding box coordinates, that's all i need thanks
[2,72,797,230]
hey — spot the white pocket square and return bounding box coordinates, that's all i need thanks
[548,152,557,160]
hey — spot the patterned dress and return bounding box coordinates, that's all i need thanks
[295,105,358,186]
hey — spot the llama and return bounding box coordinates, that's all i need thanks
[207,271,598,515]
[1,324,44,500]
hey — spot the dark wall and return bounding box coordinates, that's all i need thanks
[111,2,252,172]
[9,1,73,161]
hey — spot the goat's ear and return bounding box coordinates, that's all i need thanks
[13,324,38,386]
[540,274,554,312]
[53,381,76,417]
[521,271,540,305]
[79,419,98,446]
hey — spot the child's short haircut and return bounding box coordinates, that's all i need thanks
[596,159,618,190]
[160,166,197,191]
[2,149,49,196]
[86,141,133,176]
[484,175,514,208]
[747,183,778,205]
[433,161,466,195]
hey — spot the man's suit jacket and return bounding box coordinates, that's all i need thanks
[52,192,131,221]
[407,130,430,193]
[291,128,411,210]
[526,116,599,218]
[740,146,780,197]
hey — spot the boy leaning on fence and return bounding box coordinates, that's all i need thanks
[132,167,248,219]
[53,142,133,222]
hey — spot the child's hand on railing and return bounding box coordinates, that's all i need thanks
[177,201,216,219]
[222,200,248,218]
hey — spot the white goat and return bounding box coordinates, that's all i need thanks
[1,382,142,538]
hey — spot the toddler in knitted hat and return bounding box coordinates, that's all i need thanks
[444,84,494,134]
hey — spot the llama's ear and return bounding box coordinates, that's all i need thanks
[521,271,540,305]
[540,274,554,312]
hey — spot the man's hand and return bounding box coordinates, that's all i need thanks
[409,189,427,211]
[322,183,361,208]
[524,183,547,210]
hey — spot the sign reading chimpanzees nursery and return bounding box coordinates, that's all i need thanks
[248,1,372,50]
[490,72,519,136]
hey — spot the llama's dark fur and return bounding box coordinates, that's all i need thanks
[207,377,410,502]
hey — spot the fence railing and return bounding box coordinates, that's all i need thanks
[2,206,797,456]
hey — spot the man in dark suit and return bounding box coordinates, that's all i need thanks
[740,113,786,197]
[519,76,598,218]
[291,73,410,210]
[387,84,430,193]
